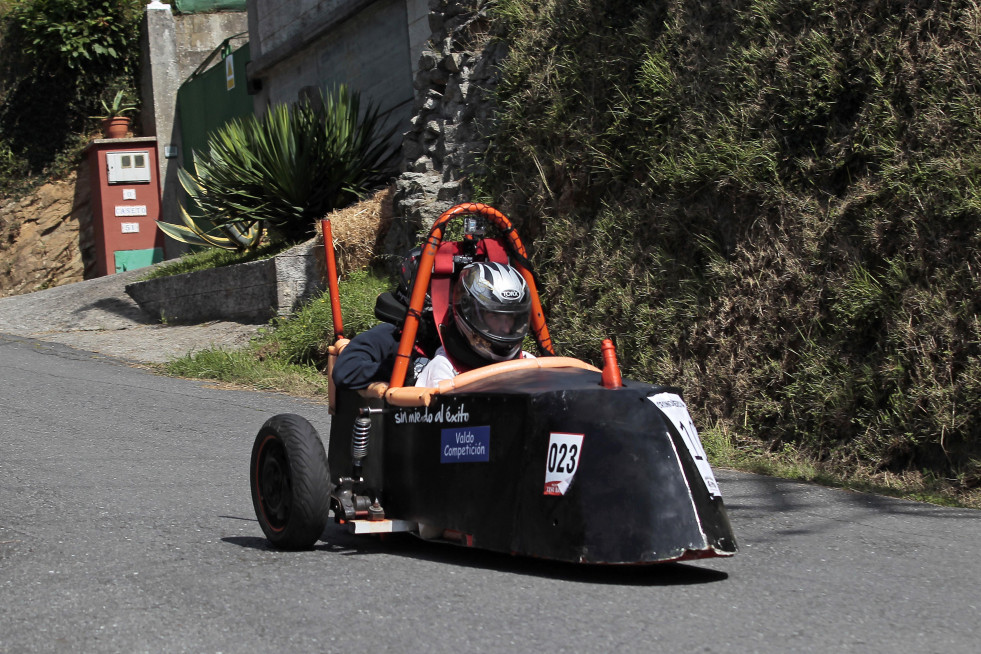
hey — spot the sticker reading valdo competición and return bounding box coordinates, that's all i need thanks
[440,425,490,463]
[543,432,584,496]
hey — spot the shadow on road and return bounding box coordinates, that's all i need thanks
[222,522,729,586]
[72,296,151,324]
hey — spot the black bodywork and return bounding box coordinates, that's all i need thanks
[253,203,737,565]
[329,367,736,564]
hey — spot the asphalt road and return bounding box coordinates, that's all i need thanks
[2,333,979,653]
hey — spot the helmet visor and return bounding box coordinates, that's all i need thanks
[470,302,531,342]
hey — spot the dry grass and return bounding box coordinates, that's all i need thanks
[322,184,394,274]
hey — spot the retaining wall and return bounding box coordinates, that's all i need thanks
[389,0,503,253]
[125,240,325,323]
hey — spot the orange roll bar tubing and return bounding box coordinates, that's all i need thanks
[388,203,555,389]
[320,219,345,340]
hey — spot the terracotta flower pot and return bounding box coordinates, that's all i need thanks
[102,116,132,139]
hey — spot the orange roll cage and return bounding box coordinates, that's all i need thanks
[388,203,555,389]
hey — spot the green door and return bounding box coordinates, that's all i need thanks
[177,41,254,172]
[114,248,164,273]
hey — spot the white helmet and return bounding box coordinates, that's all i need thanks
[452,262,532,362]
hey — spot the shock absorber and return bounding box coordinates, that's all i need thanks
[351,413,384,520]
[351,415,371,480]
[334,412,384,522]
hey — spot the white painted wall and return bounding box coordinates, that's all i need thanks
[251,0,350,55]
[406,0,432,73]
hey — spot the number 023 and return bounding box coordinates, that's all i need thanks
[547,441,579,474]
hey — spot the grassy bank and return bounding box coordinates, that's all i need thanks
[162,269,389,393]
[161,0,981,506]
[476,0,981,495]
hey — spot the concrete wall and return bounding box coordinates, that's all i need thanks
[247,0,352,55]
[140,2,249,257]
[174,11,249,81]
[406,0,431,69]
[245,0,429,135]
[125,239,326,323]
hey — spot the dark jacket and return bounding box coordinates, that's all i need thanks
[332,323,401,390]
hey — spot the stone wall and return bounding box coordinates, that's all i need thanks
[0,166,94,297]
[124,239,326,323]
[390,0,504,253]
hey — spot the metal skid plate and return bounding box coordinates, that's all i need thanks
[346,519,418,535]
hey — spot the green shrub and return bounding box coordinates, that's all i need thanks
[0,138,30,196]
[0,0,143,174]
[179,87,396,245]
[478,0,981,487]
[255,269,390,367]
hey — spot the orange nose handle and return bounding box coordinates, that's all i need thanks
[601,339,623,389]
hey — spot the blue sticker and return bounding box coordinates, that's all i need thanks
[440,426,491,463]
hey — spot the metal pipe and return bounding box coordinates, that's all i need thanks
[388,203,555,388]
[321,219,344,340]
[601,339,623,389]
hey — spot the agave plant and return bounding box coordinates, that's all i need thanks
[167,85,395,248]
[155,205,263,251]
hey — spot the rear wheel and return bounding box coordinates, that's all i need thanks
[250,414,330,549]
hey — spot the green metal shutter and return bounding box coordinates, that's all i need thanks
[176,42,254,172]
[174,1,247,13]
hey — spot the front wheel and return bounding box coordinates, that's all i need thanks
[250,414,331,549]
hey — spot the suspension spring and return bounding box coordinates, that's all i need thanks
[351,416,371,461]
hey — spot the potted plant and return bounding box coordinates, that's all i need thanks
[93,90,137,138]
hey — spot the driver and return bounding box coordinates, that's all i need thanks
[415,261,535,387]
[333,248,435,390]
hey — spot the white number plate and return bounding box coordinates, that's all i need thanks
[543,432,584,496]
[649,393,720,497]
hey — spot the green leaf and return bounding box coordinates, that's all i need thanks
[155,221,229,248]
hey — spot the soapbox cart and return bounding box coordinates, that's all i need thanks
[249,203,737,564]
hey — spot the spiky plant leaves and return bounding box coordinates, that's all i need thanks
[157,172,264,251]
[156,211,262,251]
[222,221,264,250]
[155,220,222,248]
[180,86,395,246]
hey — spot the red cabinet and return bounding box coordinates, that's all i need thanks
[86,137,166,276]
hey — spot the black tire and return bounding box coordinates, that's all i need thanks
[250,414,331,550]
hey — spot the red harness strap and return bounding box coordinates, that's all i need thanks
[429,238,511,372]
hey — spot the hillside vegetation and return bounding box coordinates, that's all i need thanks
[0,0,143,196]
[478,0,981,491]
